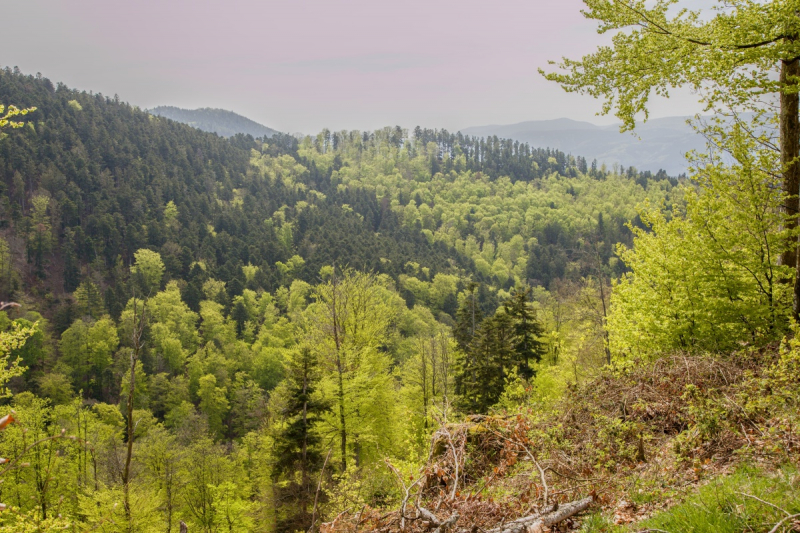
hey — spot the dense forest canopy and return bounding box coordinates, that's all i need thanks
[0,66,684,531]
[2,3,799,523]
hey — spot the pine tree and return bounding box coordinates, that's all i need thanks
[272,347,326,533]
[503,286,545,379]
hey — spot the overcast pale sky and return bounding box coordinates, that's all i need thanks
[3,0,707,134]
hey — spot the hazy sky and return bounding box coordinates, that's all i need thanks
[4,0,707,134]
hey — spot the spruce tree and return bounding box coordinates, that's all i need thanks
[272,347,326,533]
[503,286,545,379]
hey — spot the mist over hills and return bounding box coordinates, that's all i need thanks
[462,116,706,176]
[146,105,700,175]
[148,106,280,139]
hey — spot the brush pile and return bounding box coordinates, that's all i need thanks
[322,343,800,531]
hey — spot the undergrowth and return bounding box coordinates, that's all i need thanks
[325,340,800,532]
[582,464,800,532]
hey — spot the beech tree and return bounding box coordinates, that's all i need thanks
[0,104,35,131]
[308,268,399,472]
[608,124,793,356]
[542,0,800,315]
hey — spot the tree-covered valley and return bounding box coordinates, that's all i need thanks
[2,0,800,529]
[0,67,678,531]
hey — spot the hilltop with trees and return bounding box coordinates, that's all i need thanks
[1,0,799,527]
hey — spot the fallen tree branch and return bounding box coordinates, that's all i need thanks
[479,496,594,533]
[735,491,791,516]
[417,507,459,533]
[768,514,800,533]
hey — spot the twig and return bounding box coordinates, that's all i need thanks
[486,427,549,508]
[309,448,332,533]
[736,491,791,516]
[384,459,424,529]
[354,504,368,533]
[547,467,596,483]
[768,514,800,533]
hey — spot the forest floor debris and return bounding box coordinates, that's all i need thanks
[322,343,800,531]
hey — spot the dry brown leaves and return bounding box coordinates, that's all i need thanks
[324,345,800,532]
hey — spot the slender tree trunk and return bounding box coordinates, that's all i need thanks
[123,346,136,529]
[420,340,428,430]
[301,353,309,519]
[598,270,611,365]
[123,297,146,531]
[780,59,800,319]
[331,269,347,472]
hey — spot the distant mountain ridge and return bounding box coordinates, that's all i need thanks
[461,116,707,175]
[148,106,280,139]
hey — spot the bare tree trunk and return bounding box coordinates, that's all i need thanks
[780,59,800,319]
[420,339,429,430]
[301,350,310,519]
[439,331,450,414]
[331,267,347,472]
[123,296,146,531]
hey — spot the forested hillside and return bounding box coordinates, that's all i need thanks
[5,25,797,529]
[148,106,280,139]
[0,67,686,532]
[3,0,800,529]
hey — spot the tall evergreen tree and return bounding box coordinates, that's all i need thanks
[272,347,326,533]
[457,311,515,413]
[503,286,545,379]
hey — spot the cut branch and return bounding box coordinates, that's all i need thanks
[479,496,594,533]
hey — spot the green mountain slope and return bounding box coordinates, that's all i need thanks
[148,105,280,138]
[0,70,486,322]
[0,68,686,532]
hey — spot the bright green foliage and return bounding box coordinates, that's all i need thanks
[0,396,80,527]
[198,373,229,438]
[73,280,106,319]
[131,248,165,294]
[35,372,73,404]
[397,324,455,449]
[639,465,800,533]
[149,281,200,374]
[58,317,119,399]
[139,425,184,532]
[164,200,179,227]
[0,104,35,130]
[307,269,402,471]
[276,254,305,283]
[181,438,252,532]
[541,0,800,129]
[609,126,793,357]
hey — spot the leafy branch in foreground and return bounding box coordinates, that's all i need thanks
[542,0,800,318]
